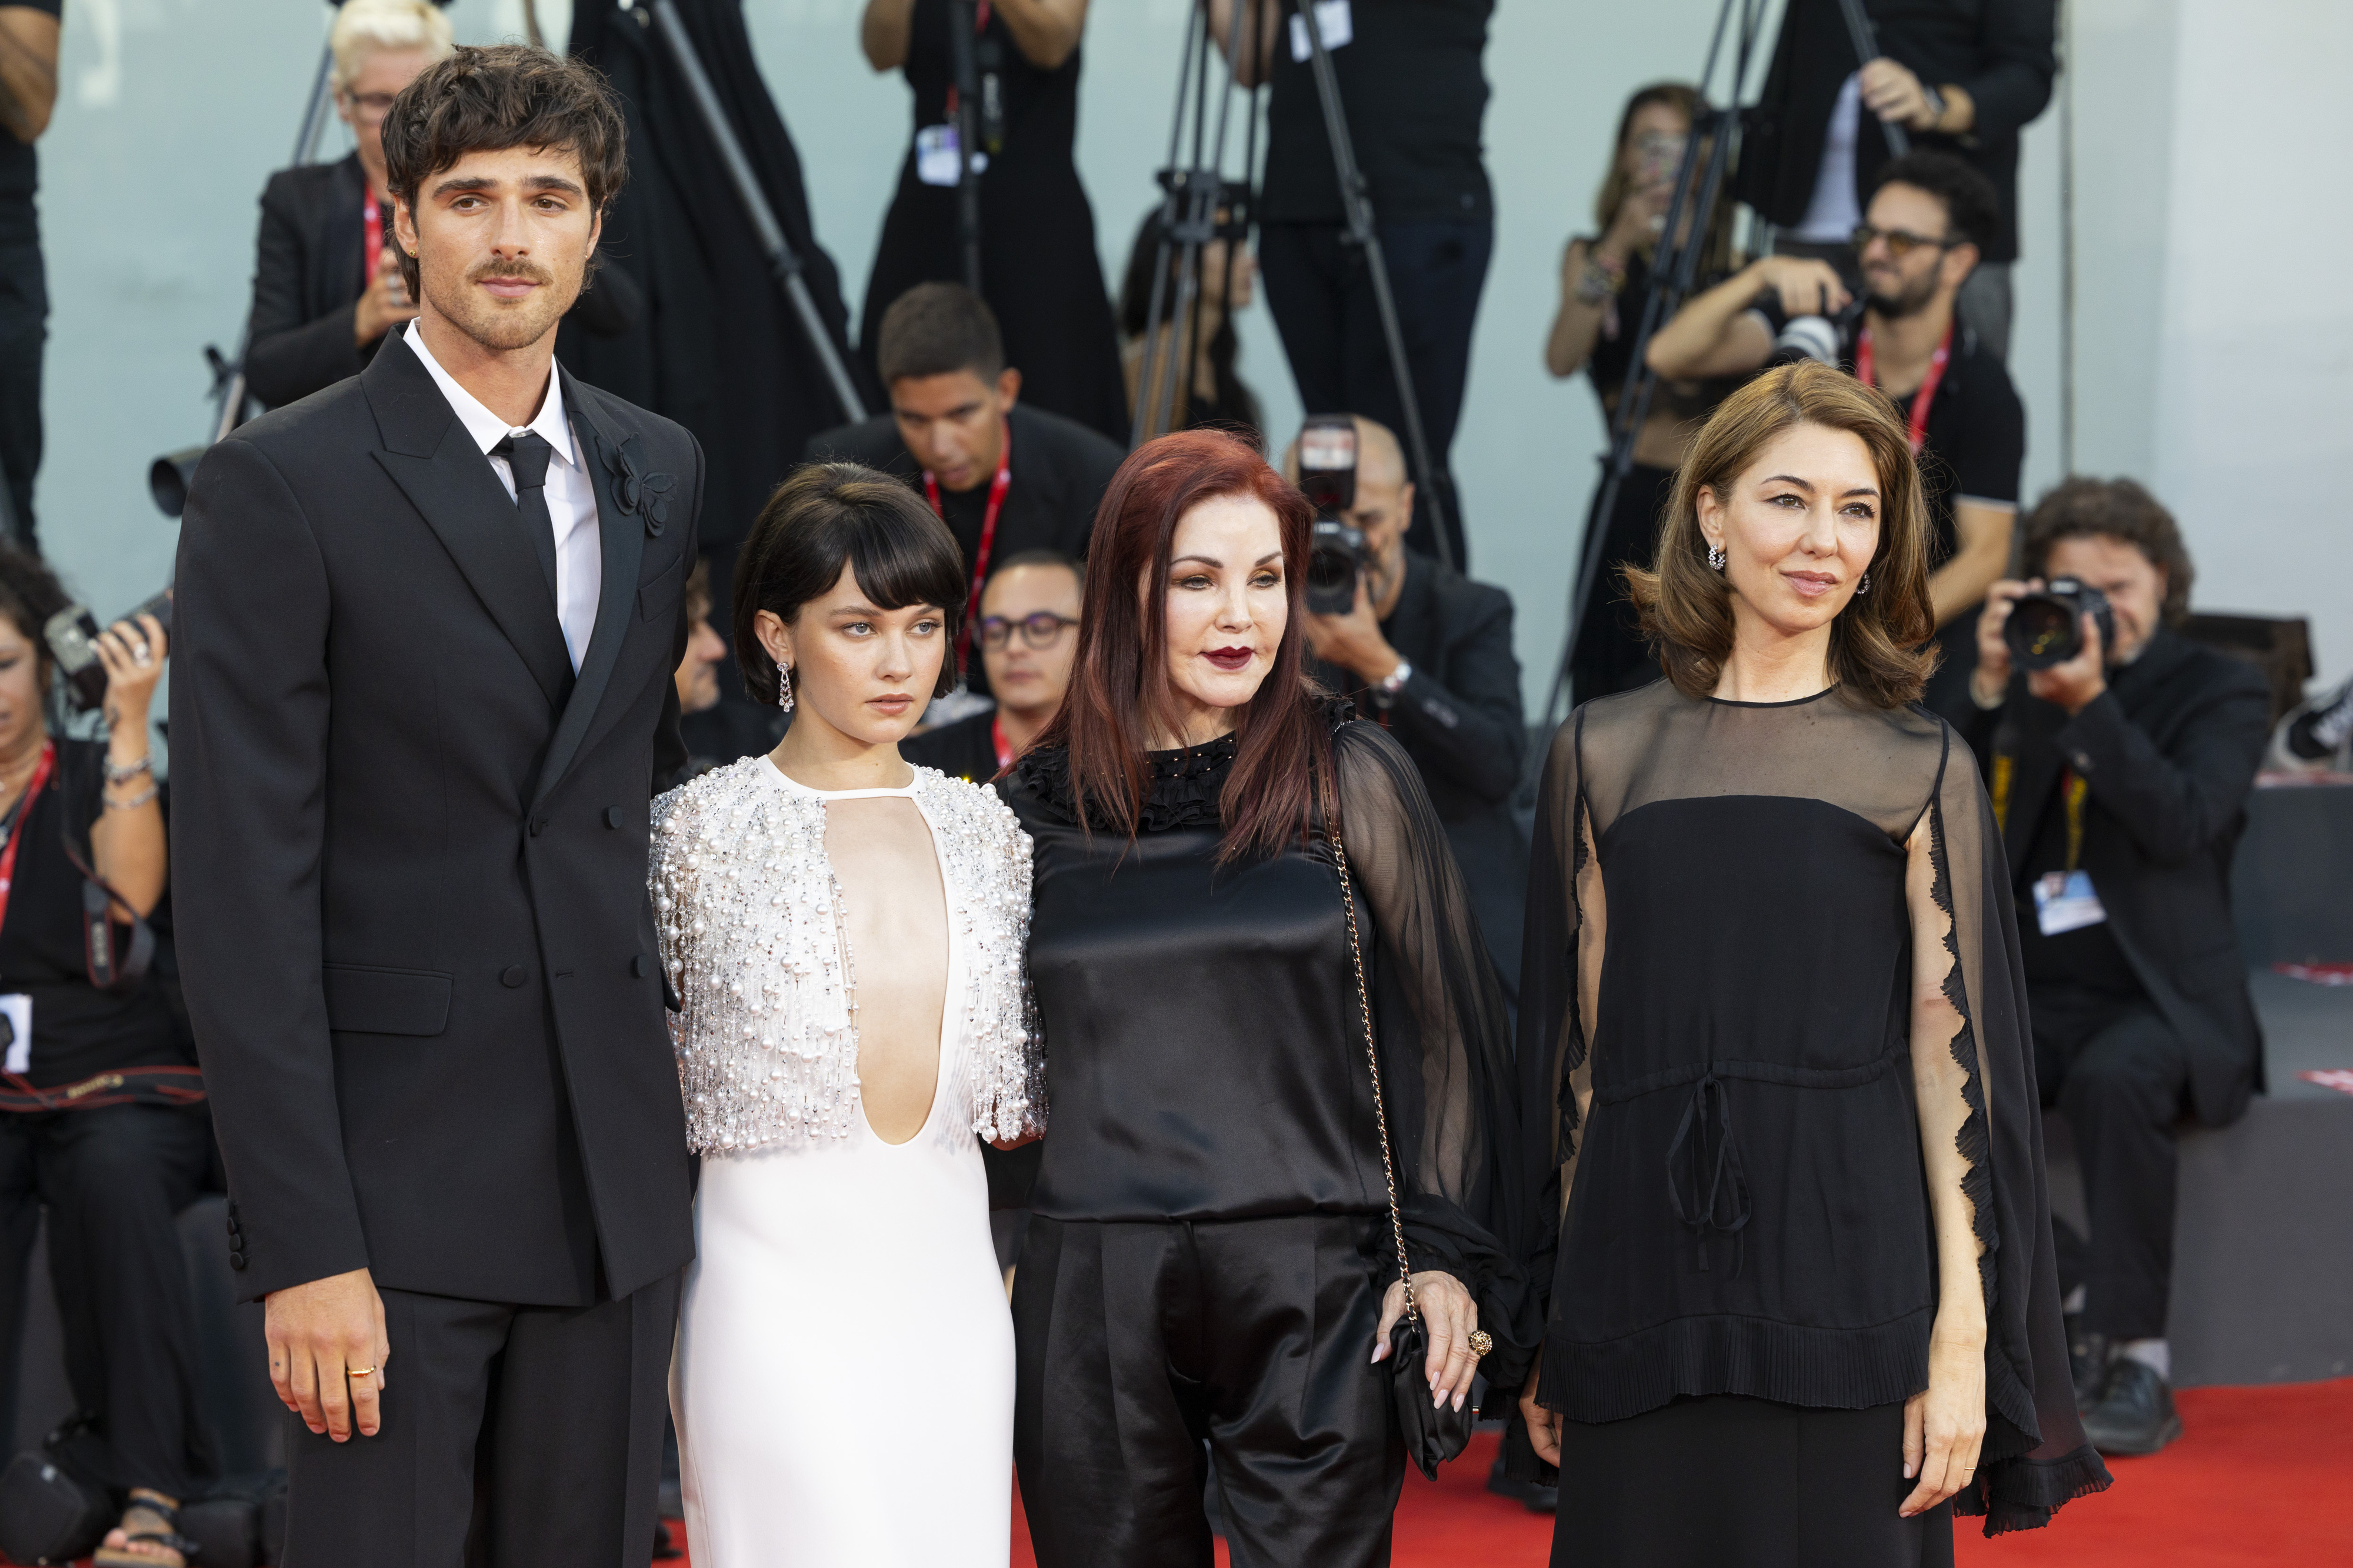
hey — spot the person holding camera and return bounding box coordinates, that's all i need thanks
[1647,150,2022,717]
[1939,478,2270,1457]
[1738,0,2055,361]
[1211,0,1494,569]
[0,545,204,1567]
[1287,414,1526,992]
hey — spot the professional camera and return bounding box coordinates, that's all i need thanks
[1766,297,1865,368]
[2005,577,2116,671]
[1297,415,1367,615]
[44,588,174,713]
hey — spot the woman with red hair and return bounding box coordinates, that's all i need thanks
[999,430,1531,1564]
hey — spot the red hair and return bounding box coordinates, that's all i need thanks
[1034,429,1326,863]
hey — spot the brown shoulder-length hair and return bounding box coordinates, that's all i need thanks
[1625,361,1937,708]
[1593,82,1739,280]
[1034,429,1322,863]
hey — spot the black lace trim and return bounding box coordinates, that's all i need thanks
[1555,708,1591,1165]
[1954,1442,2113,1536]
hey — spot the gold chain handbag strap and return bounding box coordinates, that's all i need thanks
[1322,769,1419,1326]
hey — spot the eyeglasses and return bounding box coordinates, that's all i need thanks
[1852,224,1959,261]
[343,90,400,123]
[978,612,1076,650]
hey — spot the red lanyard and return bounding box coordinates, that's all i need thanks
[1856,321,1952,456]
[362,188,384,279]
[991,713,1014,775]
[0,742,56,934]
[924,419,1012,678]
[944,0,994,118]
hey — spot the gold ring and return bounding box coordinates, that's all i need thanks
[1467,1330,1494,1357]
[345,1367,377,1379]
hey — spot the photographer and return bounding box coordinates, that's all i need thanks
[904,549,1081,781]
[0,546,209,1566]
[808,282,1122,695]
[1647,150,2022,714]
[1212,0,1493,568]
[0,0,58,546]
[242,0,636,411]
[1941,479,2269,1458]
[1738,0,2055,359]
[1285,414,1527,989]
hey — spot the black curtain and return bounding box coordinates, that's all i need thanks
[564,0,879,551]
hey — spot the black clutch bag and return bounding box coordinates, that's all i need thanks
[1327,796,1478,1482]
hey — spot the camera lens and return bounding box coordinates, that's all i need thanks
[2005,594,2081,670]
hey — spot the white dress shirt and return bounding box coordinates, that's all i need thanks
[405,321,603,671]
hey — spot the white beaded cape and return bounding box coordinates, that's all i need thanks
[651,756,1046,1156]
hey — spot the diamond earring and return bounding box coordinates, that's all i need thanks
[1857,572,1872,596]
[1707,543,1725,572]
[777,662,794,713]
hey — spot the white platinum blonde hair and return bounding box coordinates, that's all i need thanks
[330,0,457,94]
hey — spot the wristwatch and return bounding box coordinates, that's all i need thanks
[1377,659,1414,697]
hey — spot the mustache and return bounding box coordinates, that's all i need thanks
[467,261,555,286]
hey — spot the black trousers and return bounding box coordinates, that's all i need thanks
[1258,219,1491,571]
[1568,462,1673,707]
[1014,1213,1404,1568]
[281,1274,679,1568]
[0,1103,214,1494]
[2032,986,2194,1342]
[0,232,45,548]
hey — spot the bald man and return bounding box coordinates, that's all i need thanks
[1288,415,1528,993]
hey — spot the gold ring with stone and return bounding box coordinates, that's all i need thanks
[1467,1330,1494,1357]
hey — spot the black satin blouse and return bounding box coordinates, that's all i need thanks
[1001,712,1536,1375]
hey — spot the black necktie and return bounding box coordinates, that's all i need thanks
[492,432,561,606]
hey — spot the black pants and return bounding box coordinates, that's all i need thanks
[1568,462,1673,706]
[1258,219,1491,571]
[1014,1213,1404,1568]
[281,1275,678,1568]
[0,232,45,548]
[0,1103,215,1494]
[2032,987,2194,1342]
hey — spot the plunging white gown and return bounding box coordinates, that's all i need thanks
[668,762,1015,1568]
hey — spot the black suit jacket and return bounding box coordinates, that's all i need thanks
[1740,0,2057,265]
[1308,553,1528,993]
[171,332,702,1307]
[1942,629,2271,1125]
[245,153,644,410]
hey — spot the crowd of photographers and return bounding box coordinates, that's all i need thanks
[0,0,2342,1559]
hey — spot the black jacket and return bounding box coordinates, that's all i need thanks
[244,153,643,411]
[1739,0,2057,265]
[1942,629,2271,1125]
[170,333,702,1307]
[1309,552,1527,992]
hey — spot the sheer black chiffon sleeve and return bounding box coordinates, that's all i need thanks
[1332,721,1540,1386]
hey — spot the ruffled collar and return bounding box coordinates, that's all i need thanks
[1006,698,1357,834]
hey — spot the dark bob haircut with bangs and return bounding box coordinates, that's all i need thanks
[732,462,969,706]
[1032,429,1322,864]
[380,44,627,299]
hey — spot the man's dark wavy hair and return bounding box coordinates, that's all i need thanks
[1867,149,2000,254]
[2021,476,2197,628]
[380,44,628,299]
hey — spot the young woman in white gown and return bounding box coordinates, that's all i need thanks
[654,465,1046,1568]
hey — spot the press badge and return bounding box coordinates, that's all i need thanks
[1,994,31,1076]
[1289,0,1353,61]
[2032,870,2107,936]
[916,124,962,187]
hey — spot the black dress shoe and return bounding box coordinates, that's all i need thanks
[2081,1357,2183,1456]
[2068,1317,2112,1413]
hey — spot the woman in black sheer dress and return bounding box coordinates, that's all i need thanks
[1516,363,2107,1563]
[859,0,1128,439]
[1001,430,1531,1566]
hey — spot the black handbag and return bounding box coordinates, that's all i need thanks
[0,1449,111,1566]
[1326,794,1477,1482]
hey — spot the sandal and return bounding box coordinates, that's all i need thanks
[91,1487,199,1568]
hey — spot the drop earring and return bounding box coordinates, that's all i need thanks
[1707,543,1725,572]
[777,662,794,714]
[1857,572,1872,596]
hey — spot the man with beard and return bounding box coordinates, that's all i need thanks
[171,46,698,1562]
[1647,150,2023,712]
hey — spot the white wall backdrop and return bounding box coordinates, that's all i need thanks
[31,0,2350,722]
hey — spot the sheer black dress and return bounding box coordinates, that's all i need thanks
[1519,683,2108,1564]
[1001,710,1531,1568]
[862,0,1128,439]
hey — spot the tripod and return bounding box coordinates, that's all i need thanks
[1537,0,1771,733]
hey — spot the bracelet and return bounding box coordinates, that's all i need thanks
[103,784,159,811]
[1574,255,1627,306]
[104,754,153,785]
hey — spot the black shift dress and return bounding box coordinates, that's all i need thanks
[862,0,1128,439]
[1519,683,2107,1560]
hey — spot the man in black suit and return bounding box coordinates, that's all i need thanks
[171,46,698,1564]
[1939,478,2269,1459]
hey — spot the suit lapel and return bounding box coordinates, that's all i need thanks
[365,336,574,710]
[529,366,648,812]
